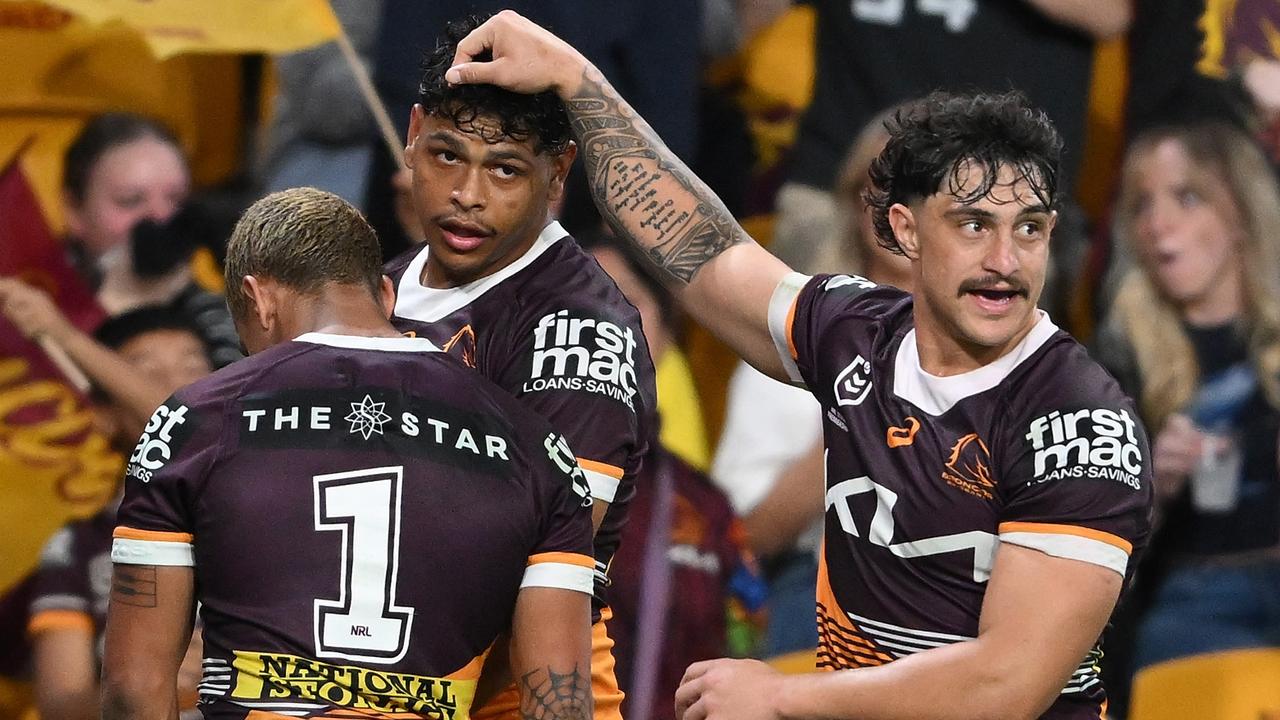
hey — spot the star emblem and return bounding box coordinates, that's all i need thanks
[345,394,392,440]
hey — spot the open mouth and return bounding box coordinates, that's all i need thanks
[437,218,494,252]
[963,286,1028,313]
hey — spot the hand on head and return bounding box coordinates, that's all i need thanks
[444,10,588,96]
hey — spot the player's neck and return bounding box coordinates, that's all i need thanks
[284,285,403,341]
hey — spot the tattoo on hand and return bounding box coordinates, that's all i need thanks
[520,665,590,720]
[111,566,157,607]
[567,67,744,284]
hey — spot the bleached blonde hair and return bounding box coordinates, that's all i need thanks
[1110,123,1280,429]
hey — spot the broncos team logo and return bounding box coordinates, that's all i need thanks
[942,433,996,500]
[442,325,477,368]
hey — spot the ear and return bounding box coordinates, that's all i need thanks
[379,275,397,318]
[404,104,426,170]
[889,203,920,260]
[547,141,578,204]
[241,275,276,332]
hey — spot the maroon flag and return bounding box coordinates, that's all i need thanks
[0,146,105,368]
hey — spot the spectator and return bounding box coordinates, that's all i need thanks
[61,113,241,367]
[711,113,912,657]
[771,0,1126,315]
[1095,123,1280,680]
[24,307,213,720]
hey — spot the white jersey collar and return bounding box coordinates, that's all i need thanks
[394,220,569,323]
[893,311,1058,416]
[294,332,441,353]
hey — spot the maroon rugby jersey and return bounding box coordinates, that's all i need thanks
[28,503,116,661]
[767,274,1153,718]
[111,333,595,720]
[385,221,658,613]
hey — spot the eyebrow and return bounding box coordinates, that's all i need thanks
[943,204,1052,221]
[424,131,532,164]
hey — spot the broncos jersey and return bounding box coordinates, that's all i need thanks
[385,221,658,614]
[112,333,595,720]
[768,274,1153,718]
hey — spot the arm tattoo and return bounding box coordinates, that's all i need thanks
[519,665,590,720]
[111,565,157,607]
[567,67,745,284]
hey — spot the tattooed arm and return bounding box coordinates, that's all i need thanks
[509,587,592,720]
[447,11,795,380]
[101,565,195,720]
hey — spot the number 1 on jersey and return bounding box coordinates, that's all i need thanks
[313,466,414,664]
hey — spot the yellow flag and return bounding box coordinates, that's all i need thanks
[41,0,340,58]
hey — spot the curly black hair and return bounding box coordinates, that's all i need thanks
[865,90,1063,256]
[418,14,572,154]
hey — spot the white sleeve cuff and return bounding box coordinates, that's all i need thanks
[767,272,810,385]
[521,562,595,595]
[999,532,1129,577]
[111,538,195,566]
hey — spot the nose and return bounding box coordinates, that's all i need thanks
[144,194,180,223]
[1140,195,1179,242]
[982,230,1019,277]
[451,167,486,210]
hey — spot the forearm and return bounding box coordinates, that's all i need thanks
[743,443,824,557]
[55,328,168,427]
[101,681,177,720]
[1022,0,1131,38]
[559,65,791,373]
[777,641,1045,720]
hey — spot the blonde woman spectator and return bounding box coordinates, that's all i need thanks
[1095,123,1280,674]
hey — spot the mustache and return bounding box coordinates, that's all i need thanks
[434,215,497,235]
[957,274,1029,298]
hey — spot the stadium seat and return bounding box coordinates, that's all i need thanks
[1129,648,1280,720]
[766,648,817,675]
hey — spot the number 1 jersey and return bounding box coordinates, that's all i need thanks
[112,333,596,720]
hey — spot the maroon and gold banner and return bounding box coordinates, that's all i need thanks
[0,151,119,703]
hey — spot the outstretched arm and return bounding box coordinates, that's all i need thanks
[509,587,593,720]
[674,544,1122,720]
[447,11,795,381]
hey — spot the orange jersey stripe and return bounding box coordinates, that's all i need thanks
[113,526,194,544]
[528,551,595,569]
[28,609,93,636]
[786,296,800,361]
[998,522,1132,555]
[576,458,623,479]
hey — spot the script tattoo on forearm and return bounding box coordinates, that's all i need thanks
[520,665,590,720]
[567,67,745,284]
[111,565,157,607]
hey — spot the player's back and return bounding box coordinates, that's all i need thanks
[114,333,594,720]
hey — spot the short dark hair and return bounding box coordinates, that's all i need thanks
[865,90,1063,255]
[64,113,182,204]
[94,305,203,351]
[418,14,572,154]
[224,188,383,319]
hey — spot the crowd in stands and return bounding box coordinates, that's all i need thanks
[2,1,1278,719]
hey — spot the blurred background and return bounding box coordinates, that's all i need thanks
[1,1,1278,719]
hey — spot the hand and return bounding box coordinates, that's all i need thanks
[1243,59,1280,122]
[675,658,785,720]
[0,277,74,343]
[1152,414,1206,502]
[445,10,591,98]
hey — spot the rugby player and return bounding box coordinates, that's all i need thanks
[444,13,1153,720]
[385,16,657,720]
[100,188,595,720]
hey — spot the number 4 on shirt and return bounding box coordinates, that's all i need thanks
[852,0,978,33]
